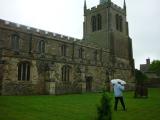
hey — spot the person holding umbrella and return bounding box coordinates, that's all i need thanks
[111,79,126,111]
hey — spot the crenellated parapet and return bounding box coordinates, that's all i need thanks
[84,2,125,15]
[0,19,80,43]
[110,2,125,14]
[0,18,102,51]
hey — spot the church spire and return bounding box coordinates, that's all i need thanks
[84,0,87,10]
[123,0,127,15]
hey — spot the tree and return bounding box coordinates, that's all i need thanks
[96,92,112,120]
[134,69,148,98]
[135,69,148,84]
[149,60,160,76]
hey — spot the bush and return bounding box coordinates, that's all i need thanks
[96,92,112,120]
[134,69,148,98]
[135,69,148,84]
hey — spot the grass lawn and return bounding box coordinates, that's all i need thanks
[0,88,160,120]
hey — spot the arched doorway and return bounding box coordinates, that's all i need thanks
[86,76,93,92]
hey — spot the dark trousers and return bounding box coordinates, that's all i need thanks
[114,97,126,111]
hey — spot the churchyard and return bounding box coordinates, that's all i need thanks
[0,88,159,120]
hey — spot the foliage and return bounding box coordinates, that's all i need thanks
[149,60,160,76]
[135,69,148,84]
[96,92,112,120]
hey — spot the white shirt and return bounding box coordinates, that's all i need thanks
[113,83,124,97]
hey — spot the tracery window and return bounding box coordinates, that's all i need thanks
[119,16,123,32]
[115,14,123,32]
[97,14,102,30]
[91,14,102,32]
[18,62,30,81]
[116,14,119,31]
[62,65,70,82]
[91,16,97,32]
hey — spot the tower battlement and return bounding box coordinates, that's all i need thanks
[111,2,125,14]
[85,2,125,15]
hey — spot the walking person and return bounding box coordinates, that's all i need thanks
[113,82,126,111]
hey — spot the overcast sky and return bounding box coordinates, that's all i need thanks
[0,0,159,69]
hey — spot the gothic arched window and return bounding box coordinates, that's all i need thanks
[78,47,84,58]
[119,16,123,32]
[91,16,97,32]
[11,34,19,51]
[61,45,67,56]
[97,14,102,30]
[115,14,123,32]
[62,65,70,82]
[38,40,45,53]
[115,14,119,31]
[18,62,30,81]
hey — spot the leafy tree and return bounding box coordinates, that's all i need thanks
[96,92,112,120]
[149,60,160,76]
[134,69,148,98]
[135,69,148,84]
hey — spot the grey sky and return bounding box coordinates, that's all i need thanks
[0,0,159,69]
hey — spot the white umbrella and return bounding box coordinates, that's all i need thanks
[111,79,126,85]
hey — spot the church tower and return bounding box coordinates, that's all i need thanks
[83,0,134,83]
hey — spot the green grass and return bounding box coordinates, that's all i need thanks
[0,88,160,120]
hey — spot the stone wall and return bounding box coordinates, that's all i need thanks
[0,0,135,95]
[2,81,35,95]
[55,81,82,94]
[0,64,3,95]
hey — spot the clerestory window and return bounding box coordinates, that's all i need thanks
[38,40,45,53]
[11,34,19,51]
[78,47,84,58]
[61,45,67,56]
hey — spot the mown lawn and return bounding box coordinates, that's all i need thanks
[0,88,160,120]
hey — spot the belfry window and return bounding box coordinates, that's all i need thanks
[97,14,102,30]
[119,16,123,32]
[116,14,119,31]
[91,16,97,32]
[62,65,70,82]
[18,62,30,81]
[91,14,102,32]
[38,40,45,53]
[11,34,19,51]
[115,14,123,32]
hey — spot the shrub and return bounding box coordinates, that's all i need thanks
[96,92,112,120]
[135,69,148,85]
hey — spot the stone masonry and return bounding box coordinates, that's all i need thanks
[0,0,135,95]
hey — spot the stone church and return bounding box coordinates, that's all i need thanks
[0,0,135,95]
